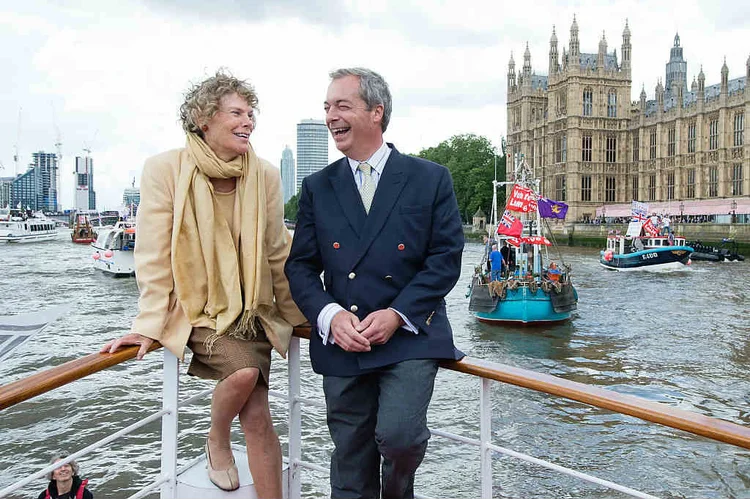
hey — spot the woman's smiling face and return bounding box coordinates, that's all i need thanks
[203,92,255,162]
[51,461,73,481]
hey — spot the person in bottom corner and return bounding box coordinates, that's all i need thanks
[38,455,93,499]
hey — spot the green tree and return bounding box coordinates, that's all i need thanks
[417,134,505,223]
[284,193,299,222]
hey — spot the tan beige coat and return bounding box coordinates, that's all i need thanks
[130,148,305,360]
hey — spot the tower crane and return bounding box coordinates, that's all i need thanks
[13,107,22,177]
[51,103,64,211]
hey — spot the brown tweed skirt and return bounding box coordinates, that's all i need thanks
[187,326,272,386]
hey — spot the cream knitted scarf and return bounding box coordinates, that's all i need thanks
[172,133,270,350]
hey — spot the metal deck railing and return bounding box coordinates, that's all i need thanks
[2,327,749,498]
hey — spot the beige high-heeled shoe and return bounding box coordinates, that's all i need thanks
[205,438,239,491]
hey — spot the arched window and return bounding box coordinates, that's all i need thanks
[607,89,617,117]
[583,88,593,116]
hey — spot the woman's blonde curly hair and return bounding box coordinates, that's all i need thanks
[179,69,258,136]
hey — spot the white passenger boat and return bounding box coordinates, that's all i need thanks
[91,219,136,276]
[0,209,58,243]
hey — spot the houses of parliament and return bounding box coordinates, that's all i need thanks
[506,17,749,221]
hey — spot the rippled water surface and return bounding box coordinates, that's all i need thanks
[1,233,749,498]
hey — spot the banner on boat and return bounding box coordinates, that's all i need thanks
[538,198,568,219]
[631,200,649,221]
[506,185,538,213]
[507,236,551,247]
[497,210,523,237]
[642,218,660,236]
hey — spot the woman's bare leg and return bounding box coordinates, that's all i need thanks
[207,367,260,469]
[239,385,282,498]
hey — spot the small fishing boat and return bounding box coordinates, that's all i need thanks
[467,155,578,324]
[91,219,136,277]
[600,233,693,271]
[599,201,693,271]
[70,213,98,244]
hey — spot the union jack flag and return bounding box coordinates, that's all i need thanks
[500,210,516,228]
[498,210,523,237]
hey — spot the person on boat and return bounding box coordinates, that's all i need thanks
[662,214,671,235]
[489,243,505,281]
[500,240,515,276]
[37,455,93,499]
[482,235,492,272]
[101,70,306,496]
[544,261,561,281]
[285,67,464,499]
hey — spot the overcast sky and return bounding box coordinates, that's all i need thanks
[1,0,748,209]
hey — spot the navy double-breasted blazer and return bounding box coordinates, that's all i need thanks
[284,144,465,376]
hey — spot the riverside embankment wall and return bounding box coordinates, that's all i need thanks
[466,223,750,254]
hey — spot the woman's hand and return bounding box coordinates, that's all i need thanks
[100,333,154,360]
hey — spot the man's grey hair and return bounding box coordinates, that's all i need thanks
[329,67,392,132]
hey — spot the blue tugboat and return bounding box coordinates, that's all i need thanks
[599,233,693,271]
[467,155,578,324]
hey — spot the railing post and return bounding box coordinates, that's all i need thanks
[480,378,492,499]
[288,336,302,499]
[160,350,179,499]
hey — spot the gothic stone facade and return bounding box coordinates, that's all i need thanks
[506,18,749,221]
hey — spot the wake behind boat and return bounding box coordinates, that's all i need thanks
[467,155,578,324]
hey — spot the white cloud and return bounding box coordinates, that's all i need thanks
[0,0,747,209]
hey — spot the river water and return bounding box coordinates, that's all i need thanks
[1,232,749,499]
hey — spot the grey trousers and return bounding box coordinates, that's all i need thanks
[323,359,440,499]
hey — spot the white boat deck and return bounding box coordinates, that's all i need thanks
[174,445,288,499]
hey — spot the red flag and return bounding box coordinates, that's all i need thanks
[522,236,552,246]
[506,184,538,213]
[497,210,523,237]
[642,219,659,236]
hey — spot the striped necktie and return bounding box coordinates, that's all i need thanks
[358,162,375,213]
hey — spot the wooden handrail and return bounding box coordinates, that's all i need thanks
[2,327,749,452]
[0,342,162,411]
[439,356,750,450]
[291,327,750,450]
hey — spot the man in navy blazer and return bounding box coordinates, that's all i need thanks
[285,67,464,499]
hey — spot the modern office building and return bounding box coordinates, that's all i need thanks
[10,152,59,212]
[0,177,12,208]
[122,183,140,217]
[74,156,96,211]
[296,119,328,192]
[280,145,295,203]
[507,19,749,221]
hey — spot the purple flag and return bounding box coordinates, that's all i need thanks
[538,198,569,219]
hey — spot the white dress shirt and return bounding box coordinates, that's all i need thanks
[317,141,418,345]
